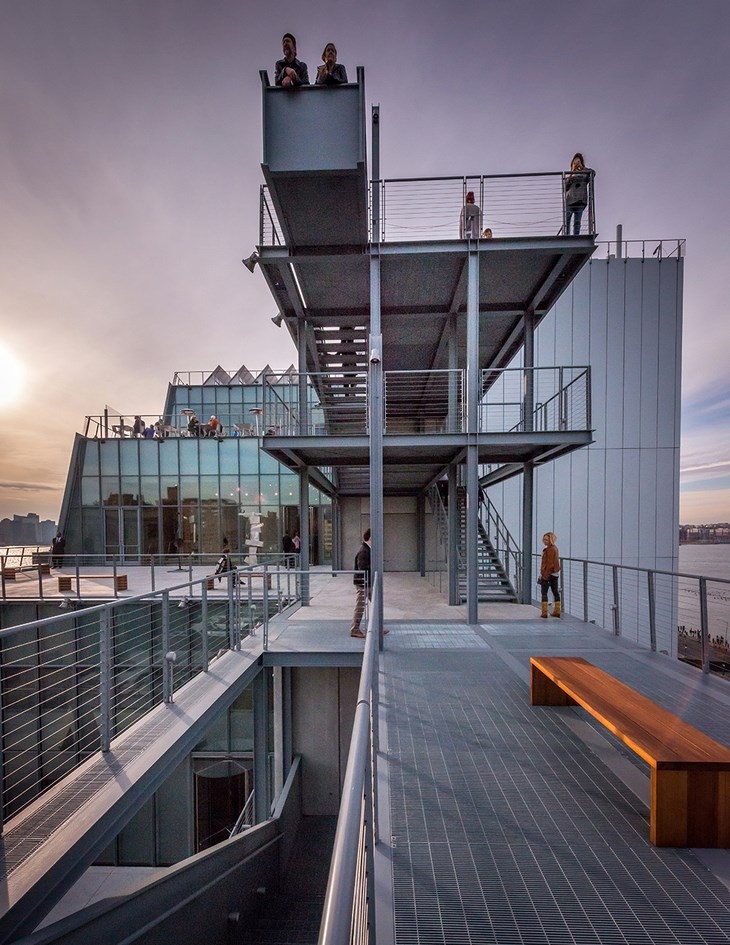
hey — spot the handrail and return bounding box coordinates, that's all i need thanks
[478,486,522,598]
[0,571,254,822]
[532,553,730,675]
[319,573,379,945]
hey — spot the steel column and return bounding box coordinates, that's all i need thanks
[299,467,310,605]
[370,104,385,643]
[253,669,269,824]
[466,248,479,624]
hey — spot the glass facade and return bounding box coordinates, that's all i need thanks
[63,381,332,562]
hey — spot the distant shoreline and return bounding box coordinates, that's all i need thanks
[679,540,730,546]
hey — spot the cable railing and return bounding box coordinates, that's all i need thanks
[1,553,305,600]
[478,486,522,598]
[319,572,379,945]
[261,171,596,245]
[480,366,591,432]
[537,554,730,675]
[257,366,587,438]
[0,572,255,822]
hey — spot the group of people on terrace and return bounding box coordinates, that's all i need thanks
[187,413,223,437]
[460,153,594,239]
[132,416,167,439]
[275,32,348,87]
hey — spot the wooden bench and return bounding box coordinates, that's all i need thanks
[2,564,51,581]
[530,656,730,847]
[58,574,128,593]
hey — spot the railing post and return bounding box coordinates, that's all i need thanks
[228,571,237,651]
[161,590,172,703]
[99,608,112,752]
[612,565,620,635]
[112,558,119,598]
[647,570,657,652]
[201,579,209,671]
[583,560,589,623]
[262,565,270,651]
[699,577,710,674]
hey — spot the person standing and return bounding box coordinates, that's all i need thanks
[350,528,372,638]
[275,33,309,87]
[459,191,482,239]
[539,532,561,618]
[564,153,593,235]
[51,532,66,568]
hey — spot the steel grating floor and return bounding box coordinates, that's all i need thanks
[381,623,730,944]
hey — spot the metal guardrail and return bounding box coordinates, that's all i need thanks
[319,573,379,945]
[261,171,597,245]
[0,571,256,824]
[597,238,685,260]
[536,554,730,674]
[259,367,587,438]
[478,487,522,598]
[0,553,304,600]
[480,366,591,433]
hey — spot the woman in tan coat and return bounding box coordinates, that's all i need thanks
[539,532,561,618]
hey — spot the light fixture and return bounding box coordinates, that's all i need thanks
[59,597,72,610]
[271,314,283,328]
[242,251,259,272]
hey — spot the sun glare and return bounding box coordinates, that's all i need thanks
[0,343,25,407]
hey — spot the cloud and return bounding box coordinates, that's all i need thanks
[0,481,62,493]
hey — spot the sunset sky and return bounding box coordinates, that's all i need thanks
[1,0,728,525]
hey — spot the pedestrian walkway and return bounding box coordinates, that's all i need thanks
[376,617,730,944]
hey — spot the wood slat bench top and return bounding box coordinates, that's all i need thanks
[530,656,730,770]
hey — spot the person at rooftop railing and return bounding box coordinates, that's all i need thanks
[187,413,200,437]
[564,153,594,235]
[275,33,309,87]
[315,43,348,85]
[132,415,144,437]
[459,191,482,239]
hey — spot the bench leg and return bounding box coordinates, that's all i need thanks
[653,768,730,847]
[530,663,578,706]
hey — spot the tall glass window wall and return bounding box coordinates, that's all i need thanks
[67,436,331,562]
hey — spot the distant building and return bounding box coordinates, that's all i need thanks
[680,523,730,543]
[0,513,57,547]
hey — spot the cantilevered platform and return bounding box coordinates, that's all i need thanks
[263,429,593,495]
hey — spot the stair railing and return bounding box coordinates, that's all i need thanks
[478,486,522,598]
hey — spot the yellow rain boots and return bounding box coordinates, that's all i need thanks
[551,601,561,618]
[540,601,549,618]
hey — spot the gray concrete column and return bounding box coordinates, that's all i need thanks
[299,466,310,605]
[465,248,479,624]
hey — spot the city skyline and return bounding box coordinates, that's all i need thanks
[1,0,728,524]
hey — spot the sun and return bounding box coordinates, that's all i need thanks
[0,343,25,407]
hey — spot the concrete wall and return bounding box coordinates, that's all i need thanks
[291,666,359,815]
[339,496,419,572]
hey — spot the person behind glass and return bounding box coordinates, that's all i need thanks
[187,413,200,437]
[539,532,561,618]
[350,528,372,638]
[564,152,593,235]
[459,191,482,239]
[483,228,493,239]
[275,33,309,87]
[132,415,144,437]
[315,43,348,85]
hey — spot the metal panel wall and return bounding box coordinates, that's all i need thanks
[492,256,683,573]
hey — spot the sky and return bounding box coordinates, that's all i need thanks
[0,0,728,526]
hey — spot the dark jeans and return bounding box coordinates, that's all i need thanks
[566,203,585,235]
[539,575,560,602]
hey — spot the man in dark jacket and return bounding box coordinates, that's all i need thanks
[275,33,309,87]
[350,528,371,638]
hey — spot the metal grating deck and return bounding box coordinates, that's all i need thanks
[381,624,730,944]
